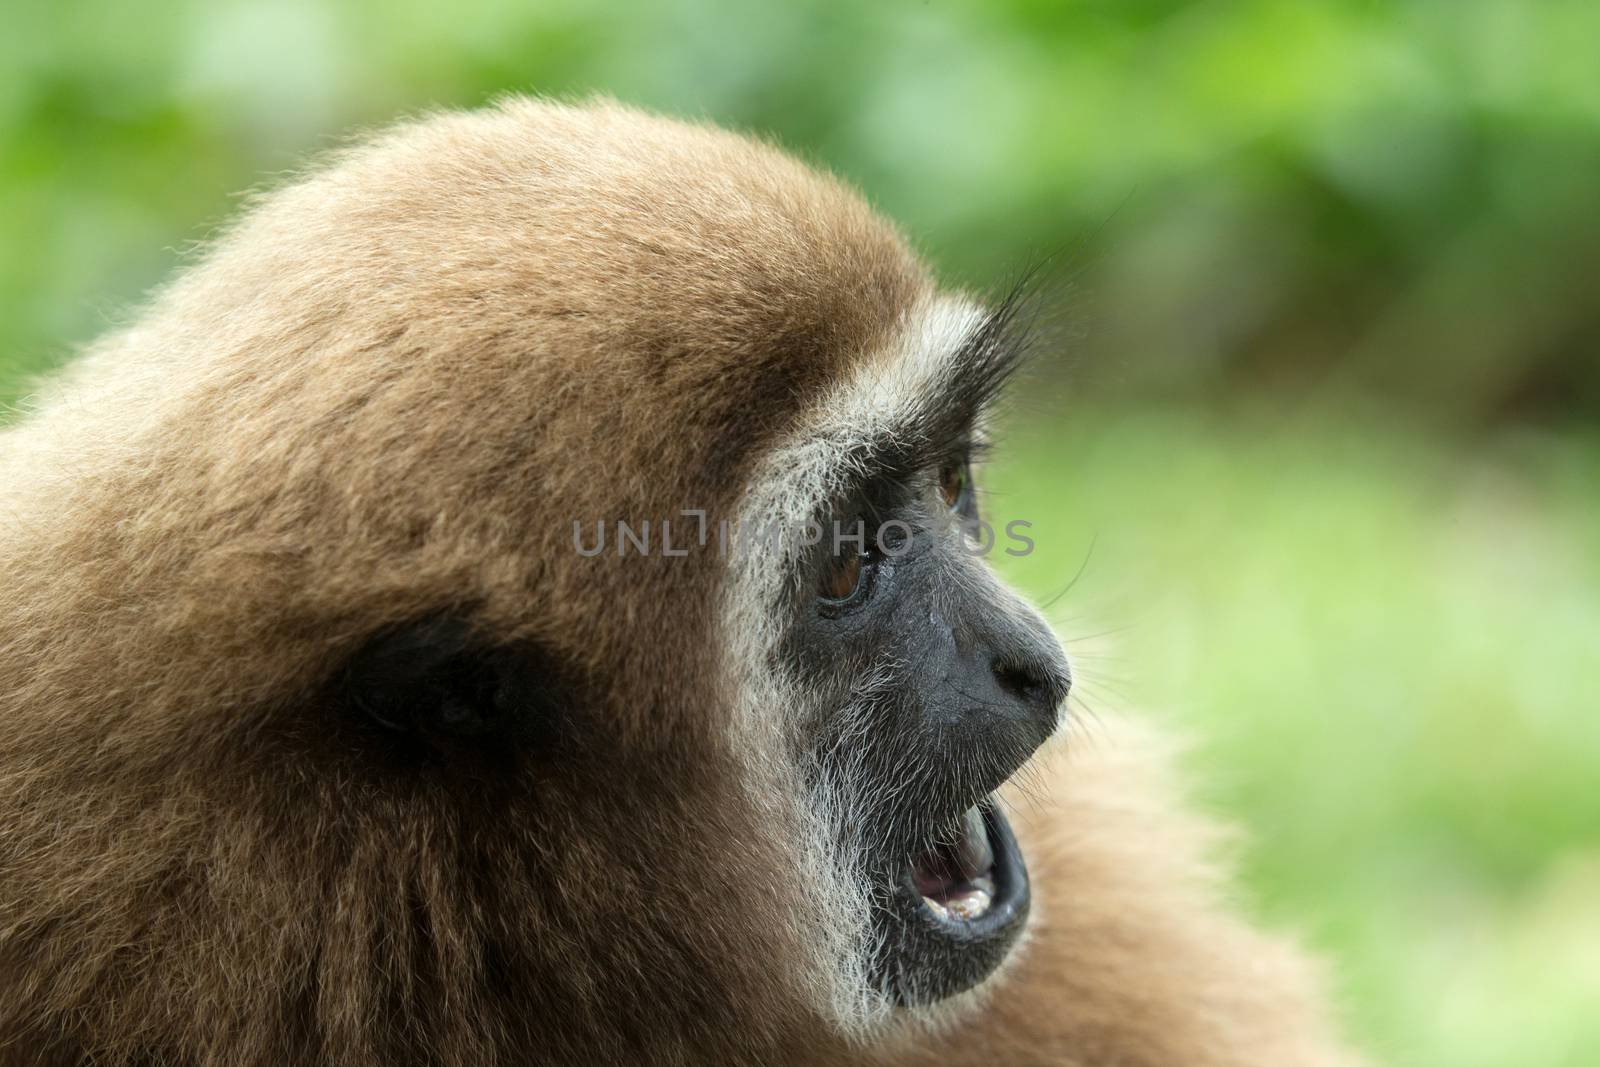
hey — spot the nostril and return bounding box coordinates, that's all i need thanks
[991,656,1067,717]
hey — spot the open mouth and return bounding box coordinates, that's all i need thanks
[873,798,1031,1004]
[901,800,1027,934]
[909,803,1000,923]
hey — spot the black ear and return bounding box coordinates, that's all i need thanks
[340,616,561,747]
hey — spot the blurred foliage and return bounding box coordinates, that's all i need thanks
[4,0,1600,418]
[3,2,1598,1065]
[990,403,1600,1067]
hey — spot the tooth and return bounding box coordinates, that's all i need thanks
[962,806,984,839]
[946,887,993,921]
[956,806,994,877]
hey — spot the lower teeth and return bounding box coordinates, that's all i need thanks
[923,875,996,922]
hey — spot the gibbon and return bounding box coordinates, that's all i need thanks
[0,98,1364,1066]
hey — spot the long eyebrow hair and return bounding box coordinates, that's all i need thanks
[863,273,1041,483]
[731,279,1045,577]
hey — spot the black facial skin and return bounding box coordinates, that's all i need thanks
[786,455,1071,1006]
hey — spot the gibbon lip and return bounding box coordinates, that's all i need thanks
[871,789,1034,1004]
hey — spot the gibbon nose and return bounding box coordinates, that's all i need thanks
[991,649,1070,735]
[990,625,1070,736]
[976,588,1072,741]
[935,574,1072,748]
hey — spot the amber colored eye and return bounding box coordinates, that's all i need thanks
[938,462,969,510]
[819,543,864,602]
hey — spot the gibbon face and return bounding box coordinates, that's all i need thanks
[740,295,1071,1014]
[0,98,1067,1063]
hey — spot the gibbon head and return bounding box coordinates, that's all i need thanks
[0,98,1068,1062]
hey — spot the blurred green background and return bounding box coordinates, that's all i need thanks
[3,2,1596,1063]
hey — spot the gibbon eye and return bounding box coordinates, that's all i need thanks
[938,461,970,511]
[819,541,866,604]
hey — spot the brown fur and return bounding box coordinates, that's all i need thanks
[0,98,1362,1065]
